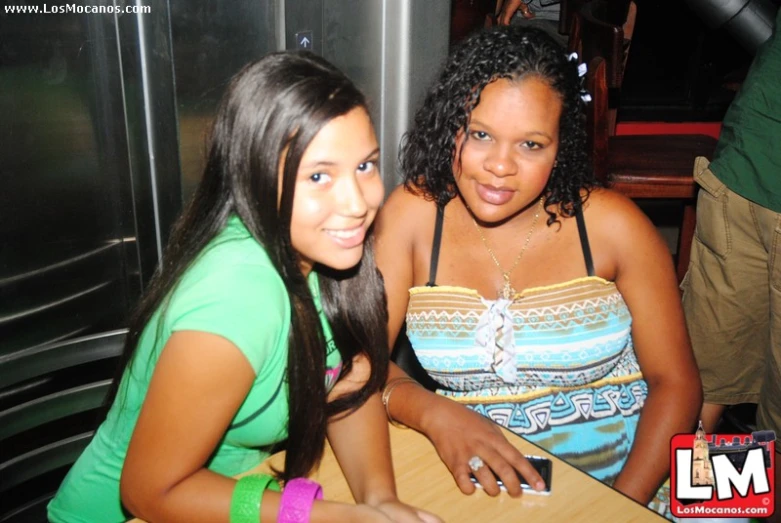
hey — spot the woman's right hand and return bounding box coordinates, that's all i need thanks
[420,396,546,498]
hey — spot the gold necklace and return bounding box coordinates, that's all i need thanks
[471,197,544,300]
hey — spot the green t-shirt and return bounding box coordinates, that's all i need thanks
[48,216,342,523]
[710,10,781,212]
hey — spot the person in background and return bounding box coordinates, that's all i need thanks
[495,0,566,46]
[48,51,442,523]
[376,26,701,520]
[682,9,781,522]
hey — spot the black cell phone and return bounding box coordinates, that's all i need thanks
[469,455,553,495]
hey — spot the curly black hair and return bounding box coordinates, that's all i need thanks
[400,25,598,225]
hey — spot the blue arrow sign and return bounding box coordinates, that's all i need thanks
[296,31,313,49]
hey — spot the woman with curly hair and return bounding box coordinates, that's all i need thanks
[375,26,701,518]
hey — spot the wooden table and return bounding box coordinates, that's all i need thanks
[133,425,663,522]
[255,425,661,522]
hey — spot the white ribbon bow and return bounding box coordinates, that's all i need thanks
[475,298,518,384]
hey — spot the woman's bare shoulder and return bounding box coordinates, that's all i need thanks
[376,184,439,241]
[581,187,670,264]
[581,187,653,231]
[384,183,438,213]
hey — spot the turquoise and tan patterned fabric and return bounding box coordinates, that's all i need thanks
[406,276,672,519]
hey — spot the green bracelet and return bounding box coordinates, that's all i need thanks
[229,474,281,523]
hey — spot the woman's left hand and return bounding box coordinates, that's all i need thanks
[373,499,444,523]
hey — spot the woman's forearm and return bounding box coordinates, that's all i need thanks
[123,468,355,523]
[326,392,398,505]
[386,362,445,434]
[613,378,702,503]
[324,353,398,505]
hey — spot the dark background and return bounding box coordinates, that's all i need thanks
[452,0,781,123]
[620,0,755,122]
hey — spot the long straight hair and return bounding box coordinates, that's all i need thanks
[107,51,389,480]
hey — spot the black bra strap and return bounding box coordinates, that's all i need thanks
[575,201,596,277]
[427,204,445,286]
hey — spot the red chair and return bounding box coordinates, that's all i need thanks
[586,57,718,282]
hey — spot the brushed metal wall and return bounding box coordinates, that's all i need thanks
[169,0,280,200]
[1,7,139,353]
[321,0,451,190]
[0,0,450,357]
[171,0,451,196]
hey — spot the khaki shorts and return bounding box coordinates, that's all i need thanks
[681,157,781,439]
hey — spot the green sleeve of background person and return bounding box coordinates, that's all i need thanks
[710,9,781,212]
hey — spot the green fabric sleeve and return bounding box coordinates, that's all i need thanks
[167,262,289,375]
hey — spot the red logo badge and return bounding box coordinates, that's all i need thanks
[670,422,775,519]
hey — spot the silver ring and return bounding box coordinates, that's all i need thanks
[468,455,484,473]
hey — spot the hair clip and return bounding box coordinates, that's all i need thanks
[578,62,592,102]
[566,53,592,103]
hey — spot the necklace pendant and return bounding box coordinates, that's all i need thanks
[500,280,515,300]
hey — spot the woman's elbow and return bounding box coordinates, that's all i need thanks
[648,371,704,423]
[120,467,160,520]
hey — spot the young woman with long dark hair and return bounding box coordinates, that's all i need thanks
[48,51,441,523]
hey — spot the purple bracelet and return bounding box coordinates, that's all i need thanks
[278,478,324,523]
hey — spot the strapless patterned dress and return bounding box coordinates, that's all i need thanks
[406,276,671,520]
